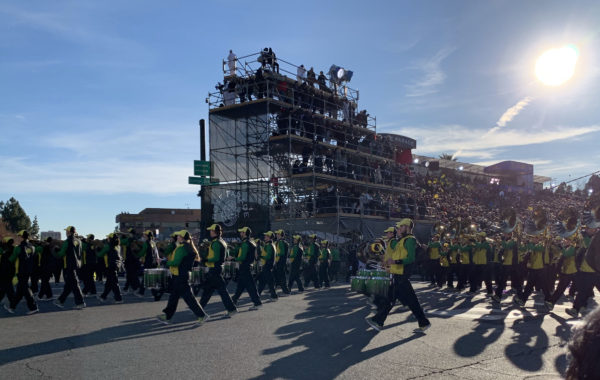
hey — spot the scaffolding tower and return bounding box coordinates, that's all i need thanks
[202,50,420,244]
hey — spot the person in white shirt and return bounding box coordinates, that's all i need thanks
[296,64,306,83]
[227,50,237,76]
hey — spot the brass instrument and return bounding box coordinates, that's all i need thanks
[500,208,520,234]
[524,207,548,236]
[552,207,581,239]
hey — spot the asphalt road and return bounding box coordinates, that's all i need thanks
[1,279,596,379]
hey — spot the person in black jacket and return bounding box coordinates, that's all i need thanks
[231,227,262,309]
[287,235,305,292]
[7,230,39,314]
[37,237,56,300]
[81,234,97,297]
[97,233,123,303]
[138,230,159,297]
[53,226,85,309]
[0,237,17,310]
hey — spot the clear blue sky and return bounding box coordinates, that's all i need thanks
[1,1,599,237]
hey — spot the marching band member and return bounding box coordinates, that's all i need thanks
[567,227,597,317]
[446,237,460,290]
[231,227,262,309]
[81,234,97,297]
[97,233,123,303]
[514,235,552,310]
[547,238,578,311]
[438,242,451,288]
[457,236,473,292]
[492,232,518,303]
[0,237,16,310]
[158,230,208,324]
[199,224,237,316]
[287,235,305,292]
[274,229,291,295]
[303,234,320,289]
[426,234,442,287]
[137,230,159,297]
[471,232,492,294]
[318,240,331,288]
[152,233,176,301]
[6,230,39,314]
[366,219,431,332]
[36,237,55,300]
[53,226,86,309]
[257,231,278,301]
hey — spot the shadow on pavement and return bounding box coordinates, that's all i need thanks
[0,318,199,366]
[251,287,425,380]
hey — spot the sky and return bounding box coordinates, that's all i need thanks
[1,1,600,237]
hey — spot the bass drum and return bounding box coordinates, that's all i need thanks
[585,231,600,272]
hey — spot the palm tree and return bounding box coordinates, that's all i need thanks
[439,153,457,161]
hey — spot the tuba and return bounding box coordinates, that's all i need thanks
[500,208,520,234]
[553,207,581,239]
[524,207,548,236]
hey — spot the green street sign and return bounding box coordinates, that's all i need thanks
[188,176,219,186]
[194,160,212,176]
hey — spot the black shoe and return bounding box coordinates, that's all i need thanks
[418,320,431,331]
[365,317,383,332]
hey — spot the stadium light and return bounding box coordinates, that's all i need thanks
[328,64,353,84]
[458,166,464,171]
[425,161,430,168]
[589,189,594,195]
[414,158,419,164]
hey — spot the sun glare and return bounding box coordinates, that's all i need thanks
[535,45,579,86]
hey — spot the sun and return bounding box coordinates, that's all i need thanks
[535,45,579,86]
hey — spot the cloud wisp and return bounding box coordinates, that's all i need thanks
[488,96,533,134]
[405,47,455,97]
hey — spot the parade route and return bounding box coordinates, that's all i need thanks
[2,280,592,379]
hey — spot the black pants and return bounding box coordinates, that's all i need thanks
[200,268,236,311]
[428,259,441,285]
[38,272,53,299]
[30,268,41,294]
[124,261,141,291]
[373,274,429,326]
[81,265,97,295]
[288,264,304,291]
[273,263,290,294]
[304,263,320,288]
[447,264,458,288]
[95,261,105,282]
[232,268,262,306]
[520,268,551,303]
[152,277,173,301]
[164,275,205,320]
[495,265,522,298]
[346,259,358,282]
[573,272,597,310]
[457,264,471,290]
[101,268,122,301]
[437,266,449,288]
[53,264,62,284]
[549,273,575,304]
[318,261,330,288]
[58,269,84,306]
[0,277,16,306]
[470,264,493,293]
[330,261,340,282]
[10,275,38,311]
[257,266,278,298]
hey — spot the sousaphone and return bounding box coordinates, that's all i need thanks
[524,207,548,236]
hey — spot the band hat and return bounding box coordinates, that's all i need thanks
[173,230,189,237]
[478,232,486,237]
[206,224,221,231]
[396,218,412,227]
[2,237,14,243]
[86,234,95,239]
[238,227,250,233]
[292,235,302,240]
[321,240,328,245]
[274,229,285,235]
[143,230,154,236]
[308,234,317,238]
[107,233,116,239]
[64,226,75,232]
[17,230,28,237]
[263,231,274,237]
[384,227,395,233]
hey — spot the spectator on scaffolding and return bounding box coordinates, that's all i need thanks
[268,48,279,73]
[317,71,328,92]
[254,67,265,99]
[307,67,316,87]
[227,50,237,76]
[297,64,306,83]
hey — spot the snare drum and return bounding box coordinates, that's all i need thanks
[191,267,205,285]
[222,261,239,279]
[144,268,168,289]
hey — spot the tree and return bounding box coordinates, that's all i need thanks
[0,197,32,233]
[439,153,457,161]
[31,216,40,239]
